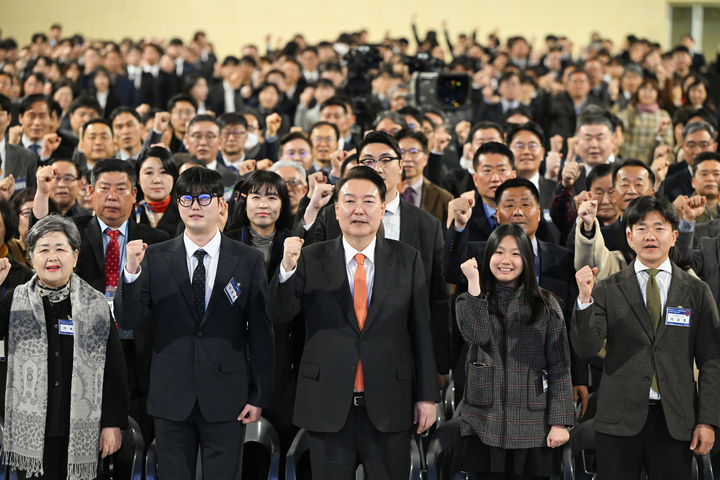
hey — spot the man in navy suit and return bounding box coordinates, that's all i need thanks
[115,167,273,479]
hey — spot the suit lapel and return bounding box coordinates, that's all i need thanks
[618,266,655,339]
[399,198,413,243]
[201,236,238,327]
[86,218,106,278]
[364,236,392,331]
[166,236,196,316]
[655,263,688,341]
[320,237,359,334]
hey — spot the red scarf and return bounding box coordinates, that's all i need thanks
[145,195,171,213]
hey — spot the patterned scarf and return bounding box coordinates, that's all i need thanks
[3,274,111,480]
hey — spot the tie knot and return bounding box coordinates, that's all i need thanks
[645,268,660,278]
[194,249,207,261]
[354,253,365,266]
[105,228,120,240]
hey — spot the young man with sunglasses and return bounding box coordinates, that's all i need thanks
[115,167,273,480]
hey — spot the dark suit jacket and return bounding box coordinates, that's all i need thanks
[138,71,179,109]
[207,80,245,115]
[660,161,693,202]
[538,176,556,210]
[303,198,451,372]
[536,91,604,139]
[572,263,720,440]
[266,236,439,432]
[115,234,274,423]
[442,168,474,198]
[678,231,720,312]
[4,143,38,191]
[420,178,453,225]
[695,216,720,247]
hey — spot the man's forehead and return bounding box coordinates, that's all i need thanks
[359,143,395,156]
[189,121,219,133]
[474,128,501,140]
[500,187,536,202]
[97,172,131,184]
[478,153,511,166]
[341,178,379,195]
[617,166,648,180]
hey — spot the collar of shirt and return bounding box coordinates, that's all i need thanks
[385,191,401,216]
[21,134,43,150]
[528,172,540,191]
[224,154,245,168]
[409,177,424,195]
[0,137,5,157]
[142,64,160,77]
[633,257,672,277]
[531,236,539,257]
[501,99,518,112]
[184,229,222,262]
[342,235,376,269]
[97,217,129,239]
[459,157,474,173]
[482,201,496,222]
[607,153,616,164]
[312,162,330,174]
[206,160,218,170]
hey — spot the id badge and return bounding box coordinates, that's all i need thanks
[666,307,691,327]
[224,278,241,304]
[58,319,74,336]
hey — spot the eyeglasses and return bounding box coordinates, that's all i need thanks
[358,156,400,167]
[511,142,541,151]
[685,141,713,150]
[400,148,424,156]
[178,193,218,207]
[285,179,304,187]
[312,136,335,144]
[284,149,311,159]
[189,132,218,142]
[56,174,78,184]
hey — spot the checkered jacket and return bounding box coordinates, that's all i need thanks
[456,287,575,449]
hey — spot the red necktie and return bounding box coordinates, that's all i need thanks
[104,229,121,289]
[353,253,368,392]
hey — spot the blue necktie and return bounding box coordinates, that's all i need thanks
[28,144,41,158]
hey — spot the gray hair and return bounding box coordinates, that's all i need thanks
[270,160,307,185]
[26,214,81,253]
[372,110,407,130]
[683,121,717,141]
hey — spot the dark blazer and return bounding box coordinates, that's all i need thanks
[114,234,274,423]
[660,161,693,202]
[303,198,452,372]
[695,216,720,246]
[138,71,179,109]
[572,263,720,440]
[206,80,245,116]
[536,91,604,139]
[442,168,475,198]
[4,143,38,191]
[420,178,453,225]
[538,176,556,210]
[678,231,720,312]
[266,236,439,433]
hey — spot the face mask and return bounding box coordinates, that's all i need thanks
[245,132,258,150]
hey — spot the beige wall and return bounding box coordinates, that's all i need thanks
[2,0,670,58]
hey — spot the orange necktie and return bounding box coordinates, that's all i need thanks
[353,253,368,392]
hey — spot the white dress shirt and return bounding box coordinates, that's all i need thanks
[382,192,401,241]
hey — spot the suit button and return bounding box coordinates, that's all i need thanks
[54,381,60,387]
[197,331,203,337]
[54,351,59,357]
[643,376,650,381]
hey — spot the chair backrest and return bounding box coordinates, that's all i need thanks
[285,429,311,480]
[145,439,158,480]
[242,417,281,480]
[425,416,462,480]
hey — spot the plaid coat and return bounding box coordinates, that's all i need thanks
[456,287,574,449]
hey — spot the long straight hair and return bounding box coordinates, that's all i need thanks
[479,224,551,323]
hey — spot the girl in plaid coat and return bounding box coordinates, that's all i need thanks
[453,224,575,479]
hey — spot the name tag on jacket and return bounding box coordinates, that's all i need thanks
[666,307,691,327]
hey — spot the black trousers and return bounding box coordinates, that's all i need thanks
[154,401,246,480]
[595,403,692,480]
[308,403,409,480]
[16,437,68,480]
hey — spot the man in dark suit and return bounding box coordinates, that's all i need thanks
[442,121,504,198]
[0,94,37,191]
[183,114,239,195]
[300,132,451,379]
[573,196,720,479]
[268,166,438,479]
[115,167,273,480]
[137,44,179,109]
[472,71,525,125]
[396,129,453,224]
[660,121,718,202]
[32,159,169,442]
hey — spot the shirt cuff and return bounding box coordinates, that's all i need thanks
[278,264,296,283]
[679,219,696,232]
[452,224,466,233]
[123,266,141,283]
[576,297,593,310]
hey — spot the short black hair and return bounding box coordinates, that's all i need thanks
[136,146,179,185]
[82,118,113,137]
[494,177,540,205]
[0,93,11,113]
[320,96,348,113]
[693,151,720,174]
[109,106,141,123]
[68,95,102,115]
[612,159,655,187]
[586,163,614,190]
[473,141,515,171]
[175,165,224,197]
[91,158,137,187]
[168,93,198,112]
[19,94,51,115]
[217,112,248,130]
[394,128,428,151]
[0,198,18,243]
[279,131,311,152]
[187,114,220,131]
[625,195,679,231]
[504,105,532,122]
[309,121,340,143]
[398,106,423,127]
[357,131,403,161]
[334,165,387,202]
[340,154,358,177]
[469,121,504,144]
[506,121,545,146]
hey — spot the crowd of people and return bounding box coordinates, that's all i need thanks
[0,19,720,480]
